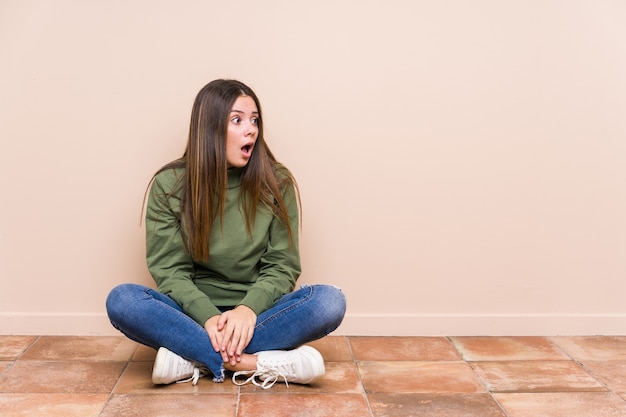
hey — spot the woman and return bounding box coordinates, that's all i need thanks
[106,79,346,388]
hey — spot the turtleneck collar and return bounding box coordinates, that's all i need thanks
[227,167,243,189]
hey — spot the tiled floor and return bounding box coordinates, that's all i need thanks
[1,335,626,416]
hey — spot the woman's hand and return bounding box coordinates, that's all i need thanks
[204,305,257,366]
[204,315,228,362]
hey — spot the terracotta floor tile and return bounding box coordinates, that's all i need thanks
[308,336,353,361]
[100,393,236,417]
[0,393,109,417]
[583,361,626,392]
[551,336,626,361]
[0,360,126,393]
[494,392,626,417]
[114,361,238,394]
[238,393,371,417]
[350,336,460,361]
[0,361,12,374]
[471,360,606,393]
[359,361,485,394]
[21,336,138,362]
[238,361,363,394]
[451,336,569,361]
[4,334,624,415]
[0,336,38,360]
[132,344,157,362]
[368,393,507,417]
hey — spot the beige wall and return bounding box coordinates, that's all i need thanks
[1,0,625,336]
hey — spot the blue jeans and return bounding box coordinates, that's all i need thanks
[105,283,346,382]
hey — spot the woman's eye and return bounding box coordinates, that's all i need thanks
[231,116,240,123]
[251,117,258,125]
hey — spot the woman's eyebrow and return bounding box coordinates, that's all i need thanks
[230,109,259,114]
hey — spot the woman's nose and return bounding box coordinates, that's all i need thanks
[245,122,258,136]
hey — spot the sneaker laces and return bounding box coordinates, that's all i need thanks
[232,367,289,389]
[176,366,202,386]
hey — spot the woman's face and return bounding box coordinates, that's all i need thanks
[226,95,259,168]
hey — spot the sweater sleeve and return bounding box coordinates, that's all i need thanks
[145,171,222,325]
[237,181,301,315]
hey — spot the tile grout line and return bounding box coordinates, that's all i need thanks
[446,336,512,417]
[548,336,623,399]
[467,359,513,417]
[17,335,41,360]
[98,357,133,417]
[0,336,41,391]
[235,377,241,417]
[99,341,140,417]
[346,336,375,417]
[548,336,587,366]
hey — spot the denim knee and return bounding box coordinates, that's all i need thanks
[105,283,143,324]
[312,284,347,333]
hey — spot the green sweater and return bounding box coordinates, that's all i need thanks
[145,167,301,326]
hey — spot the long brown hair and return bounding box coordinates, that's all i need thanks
[149,79,299,261]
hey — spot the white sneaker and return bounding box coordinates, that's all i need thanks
[232,345,325,389]
[152,347,207,386]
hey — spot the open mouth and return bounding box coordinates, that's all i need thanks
[242,144,254,156]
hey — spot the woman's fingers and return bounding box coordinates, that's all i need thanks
[204,315,223,353]
[236,326,254,358]
[217,312,228,331]
[207,307,257,365]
